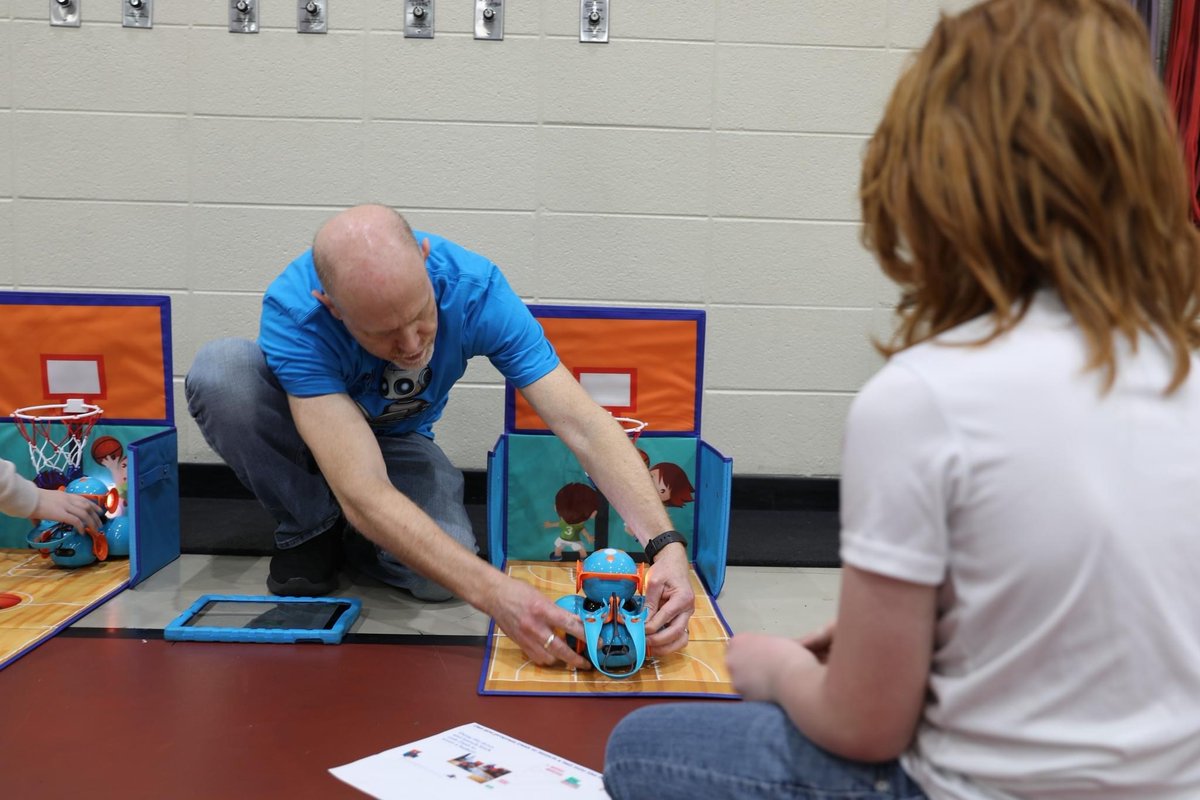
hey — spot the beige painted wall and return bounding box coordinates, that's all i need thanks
[0,0,970,476]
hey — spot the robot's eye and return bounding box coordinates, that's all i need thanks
[395,378,415,395]
[419,367,432,385]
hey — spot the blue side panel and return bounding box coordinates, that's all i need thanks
[128,428,180,586]
[487,435,508,569]
[695,441,732,596]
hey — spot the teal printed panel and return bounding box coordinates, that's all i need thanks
[608,437,698,555]
[503,434,701,562]
[505,434,594,561]
[0,422,168,548]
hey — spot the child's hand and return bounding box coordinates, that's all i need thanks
[726,633,818,702]
[799,620,836,664]
[32,488,103,533]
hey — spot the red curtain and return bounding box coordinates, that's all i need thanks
[1165,0,1200,221]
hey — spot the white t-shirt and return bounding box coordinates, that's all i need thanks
[840,291,1200,800]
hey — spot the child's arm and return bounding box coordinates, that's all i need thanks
[726,565,934,762]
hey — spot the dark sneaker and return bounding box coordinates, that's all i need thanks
[548,552,563,561]
[267,524,344,597]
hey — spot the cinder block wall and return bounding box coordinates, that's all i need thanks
[0,0,966,476]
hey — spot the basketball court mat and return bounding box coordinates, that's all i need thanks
[479,560,738,697]
[0,549,131,668]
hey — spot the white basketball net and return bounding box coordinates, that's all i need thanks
[13,401,103,477]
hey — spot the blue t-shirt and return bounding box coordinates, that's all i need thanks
[258,231,558,438]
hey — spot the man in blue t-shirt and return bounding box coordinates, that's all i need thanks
[185,205,694,667]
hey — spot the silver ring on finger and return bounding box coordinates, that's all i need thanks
[542,632,556,650]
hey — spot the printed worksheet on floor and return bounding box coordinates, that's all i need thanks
[330,722,610,798]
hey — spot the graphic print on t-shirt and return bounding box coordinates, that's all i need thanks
[359,361,432,427]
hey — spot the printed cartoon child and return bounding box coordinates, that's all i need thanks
[622,453,696,540]
[544,482,599,561]
[649,462,694,508]
[90,435,128,514]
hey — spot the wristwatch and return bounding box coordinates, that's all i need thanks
[644,530,686,564]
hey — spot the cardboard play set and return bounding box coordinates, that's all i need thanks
[480,306,737,697]
[0,292,180,669]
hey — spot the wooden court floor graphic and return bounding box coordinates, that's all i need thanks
[482,560,738,697]
[0,549,130,668]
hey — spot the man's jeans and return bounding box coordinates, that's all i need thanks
[184,338,477,601]
[604,701,928,800]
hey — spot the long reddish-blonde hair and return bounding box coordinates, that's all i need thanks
[861,0,1200,392]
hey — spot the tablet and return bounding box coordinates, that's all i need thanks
[164,594,361,644]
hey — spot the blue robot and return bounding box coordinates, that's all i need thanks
[103,515,131,558]
[25,476,120,568]
[555,548,649,679]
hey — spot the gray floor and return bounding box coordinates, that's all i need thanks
[73,491,843,638]
[75,553,841,639]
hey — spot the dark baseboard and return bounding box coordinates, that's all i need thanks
[179,464,841,566]
[730,474,839,511]
[180,463,839,512]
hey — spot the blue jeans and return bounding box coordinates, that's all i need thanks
[604,701,928,800]
[184,338,477,601]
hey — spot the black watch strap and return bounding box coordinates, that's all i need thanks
[644,530,686,563]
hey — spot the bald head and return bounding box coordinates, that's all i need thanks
[312,204,420,301]
[310,205,438,369]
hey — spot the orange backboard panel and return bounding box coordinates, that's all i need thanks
[0,294,172,424]
[508,307,704,435]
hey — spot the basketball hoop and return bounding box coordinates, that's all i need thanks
[13,399,104,484]
[613,416,647,445]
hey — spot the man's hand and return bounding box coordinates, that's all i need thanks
[726,633,820,702]
[642,543,695,654]
[32,488,103,533]
[517,365,698,653]
[488,576,591,670]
